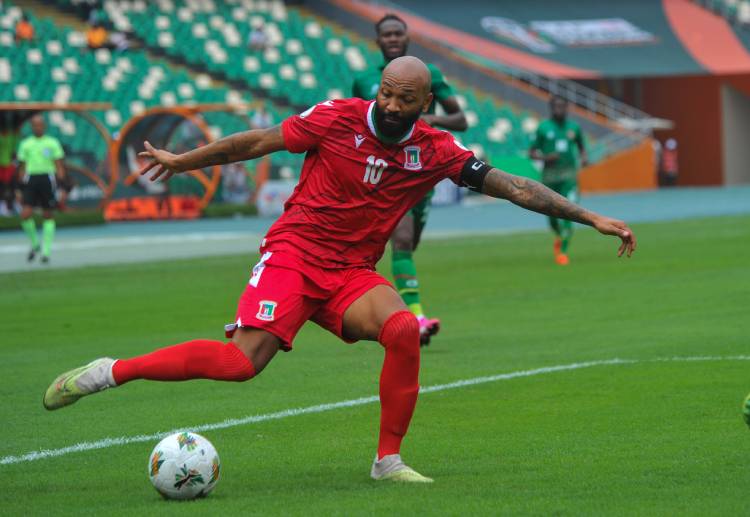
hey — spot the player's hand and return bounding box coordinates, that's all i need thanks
[137,141,182,182]
[592,216,636,258]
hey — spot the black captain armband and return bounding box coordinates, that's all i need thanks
[460,156,491,192]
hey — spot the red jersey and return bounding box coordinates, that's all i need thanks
[263,98,473,269]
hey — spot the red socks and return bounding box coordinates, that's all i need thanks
[111,317,419,460]
[377,311,421,460]
[112,339,255,385]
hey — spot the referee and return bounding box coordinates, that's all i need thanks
[17,114,65,263]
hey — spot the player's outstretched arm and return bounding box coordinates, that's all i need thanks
[138,125,286,181]
[482,168,637,257]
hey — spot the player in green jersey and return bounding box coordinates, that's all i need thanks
[352,13,467,345]
[530,95,589,265]
[17,114,66,264]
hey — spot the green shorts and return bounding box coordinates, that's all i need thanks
[544,179,578,205]
[409,189,434,250]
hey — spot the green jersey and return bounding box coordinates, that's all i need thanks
[0,131,19,166]
[17,135,64,175]
[531,118,585,183]
[351,61,455,114]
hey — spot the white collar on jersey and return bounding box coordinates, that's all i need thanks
[366,101,415,144]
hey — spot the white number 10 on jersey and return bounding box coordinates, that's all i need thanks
[363,155,387,185]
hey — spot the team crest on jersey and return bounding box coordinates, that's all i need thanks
[403,146,422,171]
[256,300,277,321]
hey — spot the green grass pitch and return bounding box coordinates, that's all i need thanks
[1,215,749,515]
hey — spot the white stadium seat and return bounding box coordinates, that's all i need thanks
[244,56,260,72]
[26,49,43,64]
[14,84,30,100]
[179,83,195,98]
[296,55,312,71]
[158,32,174,48]
[0,58,11,82]
[46,40,63,55]
[161,92,177,107]
[106,110,122,127]
[156,16,170,29]
[300,73,316,89]
[63,57,80,73]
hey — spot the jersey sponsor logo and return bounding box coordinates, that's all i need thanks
[354,134,365,149]
[256,300,277,322]
[403,146,422,171]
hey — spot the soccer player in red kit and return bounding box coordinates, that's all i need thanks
[43,57,636,483]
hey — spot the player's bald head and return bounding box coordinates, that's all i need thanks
[381,56,431,98]
[374,56,433,139]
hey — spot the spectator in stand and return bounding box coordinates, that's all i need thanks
[86,22,108,50]
[222,163,250,205]
[250,104,273,130]
[15,13,34,43]
[109,30,129,52]
[659,138,679,187]
[248,23,268,51]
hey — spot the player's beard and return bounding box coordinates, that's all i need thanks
[374,104,421,140]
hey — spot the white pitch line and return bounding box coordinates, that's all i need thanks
[2,355,749,467]
[0,232,256,254]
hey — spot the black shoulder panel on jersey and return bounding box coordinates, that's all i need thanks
[460,156,491,192]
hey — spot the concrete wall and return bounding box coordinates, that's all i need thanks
[721,85,750,185]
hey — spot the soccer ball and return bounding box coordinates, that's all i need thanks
[148,432,221,500]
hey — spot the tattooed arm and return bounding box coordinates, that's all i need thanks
[482,168,637,257]
[137,125,286,182]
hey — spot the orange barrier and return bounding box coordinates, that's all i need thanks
[104,195,201,221]
[579,139,657,193]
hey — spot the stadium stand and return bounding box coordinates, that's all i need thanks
[695,0,750,25]
[0,2,305,175]
[1,0,617,202]
[47,0,593,167]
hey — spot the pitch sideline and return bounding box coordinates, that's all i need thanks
[2,355,748,467]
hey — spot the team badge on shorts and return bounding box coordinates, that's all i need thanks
[256,300,277,321]
[403,146,422,171]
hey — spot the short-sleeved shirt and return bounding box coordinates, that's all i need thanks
[17,135,64,175]
[264,98,473,269]
[352,61,455,114]
[531,118,585,184]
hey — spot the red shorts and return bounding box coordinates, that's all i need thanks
[225,250,393,351]
[0,165,15,184]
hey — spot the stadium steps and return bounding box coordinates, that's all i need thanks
[14,0,89,32]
